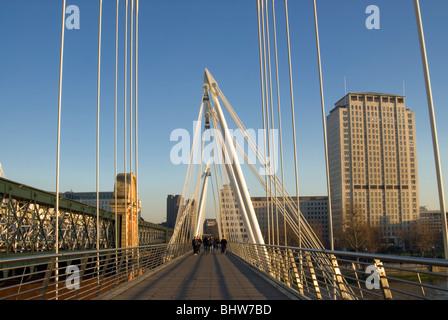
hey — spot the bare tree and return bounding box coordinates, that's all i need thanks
[409,221,438,257]
[338,204,371,252]
[364,225,383,253]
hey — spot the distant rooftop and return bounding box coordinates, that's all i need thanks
[330,92,407,114]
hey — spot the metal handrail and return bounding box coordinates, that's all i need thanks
[0,243,190,300]
[2,242,447,300]
[229,243,448,300]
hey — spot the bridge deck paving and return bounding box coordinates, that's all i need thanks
[103,251,297,300]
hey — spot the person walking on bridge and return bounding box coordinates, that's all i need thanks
[220,238,227,254]
[203,236,210,255]
[193,236,201,255]
[192,237,196,255]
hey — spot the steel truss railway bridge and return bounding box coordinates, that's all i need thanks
[1,0,448,301]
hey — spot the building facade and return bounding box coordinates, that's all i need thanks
[0,162,5,178]
[219,184,249,243]
[251,196,330,247]
[62,191,114,212]
[327,92,419,246]
[219,184,330,246]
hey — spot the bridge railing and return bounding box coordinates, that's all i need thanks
[0,243,190,300]
[229,243,448,300]
[0,177,117,256]
[0,177,174,257]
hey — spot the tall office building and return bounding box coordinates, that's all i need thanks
[166,195,182,228]
[327,93,419,245]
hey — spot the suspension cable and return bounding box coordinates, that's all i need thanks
[257,0,270,244]
[264,0,279,245]
[135,0,139,245]
[312,0,333,250]
[114,0,119,249]
[96,0,103,251]
[284,0,301,247]
[123,0,128,246]
[129,0,134,246]
[55,0,67,300]
[271,0,288,246]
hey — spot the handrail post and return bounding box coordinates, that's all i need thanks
[39,257,56,300]
[278,247,290,287]
[288,248,303,295]
[374,259,393,300]
[305,252,322,300]
[330,254,349,300]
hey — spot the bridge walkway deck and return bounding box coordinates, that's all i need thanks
[98,250,300,300]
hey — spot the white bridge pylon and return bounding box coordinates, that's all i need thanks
[169,68,324,252]
[170,68,265,246]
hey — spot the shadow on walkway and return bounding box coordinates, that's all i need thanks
[103,251,295,300]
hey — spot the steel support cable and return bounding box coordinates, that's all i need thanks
[232,140,304,243]
[96,0,103,252]
[210,118,233,242]
[232,134,322,249]
[135,0,139,245]
[312,0,333,250]
[271,0,287,246]
[211,118,237,243]
[264,0,279,245]
[220,97,284,197]
[210,122,225,240]
[220,96,264,161]
[123,0,128,247]
[261,0,274,244]
[210,170,220,238]
[261,0,271,244]
[211,116,271,274]
[207,86,264,246]
[210,114,257,244]
[114,0,119,250]
[261,0,273,245]
[225,125,317,247]
[284,0,301,247]
[414,0,448,259]
[55,0,67,300]
[218,90,273,176]
[211,114,261,245]
[130,0,134,246]
[257,0,271,244]
[218,90,287,205]
[169,102,205,245]
[96,0,103,289]
[177,103,208,244]
[187,112,209,240]
[175,182,201,244]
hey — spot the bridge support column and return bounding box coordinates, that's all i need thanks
[110,173,140,248]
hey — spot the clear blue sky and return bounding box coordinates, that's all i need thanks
[0,0,447,224]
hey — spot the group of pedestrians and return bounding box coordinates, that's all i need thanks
[192,235,227,255]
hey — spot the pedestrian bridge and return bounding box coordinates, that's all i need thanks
[1,0,448,303]
[97,249,298,300]
[1,242,448,301]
